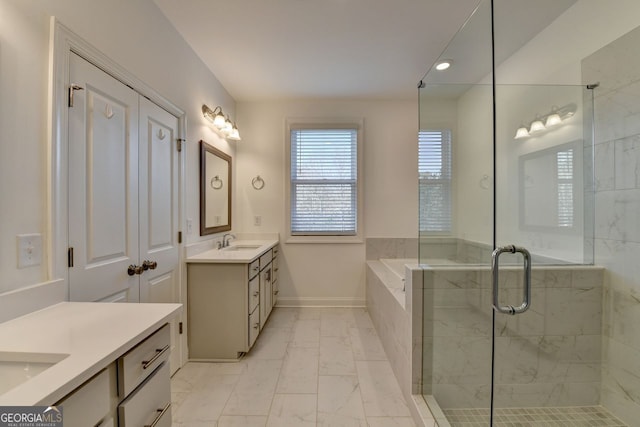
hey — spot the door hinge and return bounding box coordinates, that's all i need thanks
[68,247,74,268]
[176,138,185,153]
[68,84,84,107]
[179,322,183,334]
[178,231,182,244]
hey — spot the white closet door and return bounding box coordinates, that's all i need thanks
[68,53,140,302]
[138,97,181,374]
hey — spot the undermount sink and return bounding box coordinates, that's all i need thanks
[0,351,69,395]
[222,244,262,252]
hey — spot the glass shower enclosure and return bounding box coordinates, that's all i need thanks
[418,0,613,425]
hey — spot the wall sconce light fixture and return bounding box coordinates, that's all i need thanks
[514,103,576,140]
[202,104,241,141]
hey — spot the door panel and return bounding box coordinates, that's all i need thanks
[138,97,180,374]
[69,52,140,302]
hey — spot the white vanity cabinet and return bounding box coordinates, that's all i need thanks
[187,244,277,360]
[55,323,172,427]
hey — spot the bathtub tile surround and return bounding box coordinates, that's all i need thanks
[366,238,419,260]
[171,307,416,426]
[583,24,640,425]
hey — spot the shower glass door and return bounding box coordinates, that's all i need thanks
[492,0,597,421]
[492,82,596,423]
[420,0,597,425]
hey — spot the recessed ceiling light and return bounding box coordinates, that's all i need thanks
[435,60,452,71]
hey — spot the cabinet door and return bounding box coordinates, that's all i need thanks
[260,264,273,329]
[56,364,117,427]
[259,268,266,330]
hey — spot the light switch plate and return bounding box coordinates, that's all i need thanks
[254,216,262,226]
[17,233,42,268]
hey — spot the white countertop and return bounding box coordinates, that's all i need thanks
[0,302,181,406]
[186,239,279,264]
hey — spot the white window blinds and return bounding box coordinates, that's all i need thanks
[557,148,574,228]
[419,129,452,233]
[290,128,358,235]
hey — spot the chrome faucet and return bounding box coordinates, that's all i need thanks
[221,233,236,248]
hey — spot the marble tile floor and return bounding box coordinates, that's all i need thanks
[443,406,627,427]
[171,307,417,426]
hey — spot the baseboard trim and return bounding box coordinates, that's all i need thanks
[275,297,365,307]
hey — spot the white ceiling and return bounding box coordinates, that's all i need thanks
[153,0,574,102]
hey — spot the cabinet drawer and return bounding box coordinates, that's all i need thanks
[118,362,171,427]
[118,323,170,397]
[248,307,260,348]
[272,245,279,258]
[259,250,272,270]
[56,364,116,427]
[249,275,259,313]
[249,259,260,279]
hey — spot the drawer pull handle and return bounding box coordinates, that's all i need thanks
[274,290,279,295]
[144,402,171,427]
[142,345,169,370]
[253,291,259,297]
[253,323,260,329]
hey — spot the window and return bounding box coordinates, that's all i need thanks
[287,124,361,239]
[556,148,574,228]
[419,129,452,233]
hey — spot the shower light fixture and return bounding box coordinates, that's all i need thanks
[202,104,241,141]
[513,103,577,140]
[435,60,452,71]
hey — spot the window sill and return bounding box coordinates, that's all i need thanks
[285,235,364,244]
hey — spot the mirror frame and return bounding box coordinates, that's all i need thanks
[200,140,232,235]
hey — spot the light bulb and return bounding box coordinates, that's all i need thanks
[213,112,226,129]
[529,120,545,133]
[545,113,562,127]
[514,126,530,139]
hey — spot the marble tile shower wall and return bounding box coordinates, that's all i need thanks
[583,24,640,425]
[423,266,604,409]
[366,238,419,260]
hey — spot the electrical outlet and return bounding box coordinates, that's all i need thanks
[254,215,262,226]
[186,218,193,234]
[17,233,42,268]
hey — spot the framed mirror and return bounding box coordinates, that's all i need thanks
[200,140,232,235]
[519,140,581,232]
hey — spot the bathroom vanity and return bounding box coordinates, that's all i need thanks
[0,302,181,426]
[186,239,279,360]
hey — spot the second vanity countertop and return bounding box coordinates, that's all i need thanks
[0,302,182,406]
[186,239,279,264]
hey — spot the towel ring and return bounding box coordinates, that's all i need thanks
[252,175,265,190]
[210,175,223,190]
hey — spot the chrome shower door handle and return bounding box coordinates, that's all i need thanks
[491,245,531,315]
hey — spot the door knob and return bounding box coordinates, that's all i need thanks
[143,260,158,270]
[127,265,144,276]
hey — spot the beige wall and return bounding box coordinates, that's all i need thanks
[0,0,235,296]
[236,99,418,305]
